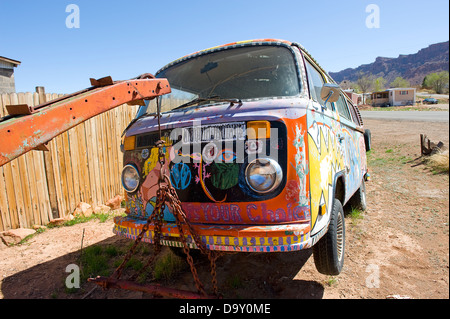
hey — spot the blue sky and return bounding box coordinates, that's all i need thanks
[1,0,449,93]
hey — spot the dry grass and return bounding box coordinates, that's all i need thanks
[426,150,449,173]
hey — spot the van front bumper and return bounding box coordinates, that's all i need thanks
[113,216,314,253]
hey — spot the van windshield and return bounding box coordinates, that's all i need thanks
[147,45,300,113]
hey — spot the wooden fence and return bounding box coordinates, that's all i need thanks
[0,89,139,231]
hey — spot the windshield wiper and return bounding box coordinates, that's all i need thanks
[172,96,242,111]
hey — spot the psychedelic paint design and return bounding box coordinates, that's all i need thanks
[113,215,312,252]
[292,123,309,207]
[115,39,369,256]
[307,116,345,234]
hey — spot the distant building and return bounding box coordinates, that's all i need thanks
[371,88,416,107]
[0,56,21,93]
[344,90,362,106]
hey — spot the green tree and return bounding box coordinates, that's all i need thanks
[423,71,449,94]
[373,76,386,92]
[390,76,410,88]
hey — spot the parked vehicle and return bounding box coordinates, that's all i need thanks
[115,39,370,275]
[423,98,438,104]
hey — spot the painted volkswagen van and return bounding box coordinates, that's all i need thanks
[115,39,370,275]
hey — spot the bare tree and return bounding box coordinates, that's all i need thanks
[356,72,374,104]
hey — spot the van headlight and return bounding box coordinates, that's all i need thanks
[122,164,140,193]
[245,158,283,193]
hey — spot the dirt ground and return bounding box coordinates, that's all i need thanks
[0,118,448,300]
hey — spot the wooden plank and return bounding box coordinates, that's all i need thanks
[0,93,18,229]
[26,92,43,225]
[5,104,32,115]
[2,93,22,228]
[84,118,98,206]
[61,131,76,217]
[111,108,121,195]
[15,140,33,224]
[48,94,67,217]
[96,113,107,203]
[68,126,81,206]
[0,166,8,231]
[104,110,113,196]
[102,111,112,201]
[104,111,114,199]
[74,122,87,204]
[28,92,52,225]
[37,88,59,219]
[0,93,6,115]
[0,97,12,231]
[105,112,116,199]
[75,123,85,203]
[50,92,76,215]
[24,92,45,225]
[82,122,93,204]
[55,133,70,218]
[50,135,66,216]
[34,150,52,225]
[82,122,92,203]
[90,117,102,206]
[10,157,27,227]
[18,92,40,227]
[2,161,18,229]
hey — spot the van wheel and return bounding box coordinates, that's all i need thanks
[349,178,367,211]
[312,199,345,275]
[364,129,371,151]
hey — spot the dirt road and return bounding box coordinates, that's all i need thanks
[360,110,449,122]
[0,118,448,300]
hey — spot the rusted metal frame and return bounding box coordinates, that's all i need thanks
[12,76,114,114]
[88,276,217,299]
[0,78,171,167]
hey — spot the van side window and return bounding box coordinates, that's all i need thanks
[335,94,352,121]
[305,60,330,107]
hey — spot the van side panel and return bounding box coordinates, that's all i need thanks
[306,108,346,235]
[339,121,367,204]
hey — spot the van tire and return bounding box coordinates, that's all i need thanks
[312,199,345,276]
[364,129,372,151]
[349,178,367,211]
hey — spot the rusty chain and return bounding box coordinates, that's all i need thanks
[108,91,222,297]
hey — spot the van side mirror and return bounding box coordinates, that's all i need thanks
[320,83,340,109]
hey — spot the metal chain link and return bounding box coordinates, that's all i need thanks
[109,91,222,297]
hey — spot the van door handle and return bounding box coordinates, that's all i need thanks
[338,134,345,143]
